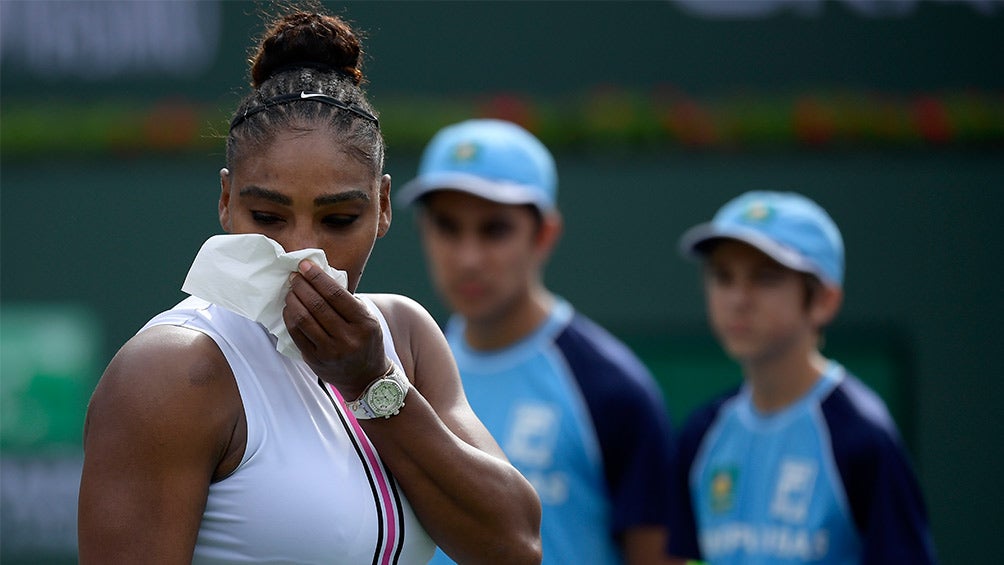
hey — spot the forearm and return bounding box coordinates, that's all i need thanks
[623,526,687,565]
[361,392,542,565]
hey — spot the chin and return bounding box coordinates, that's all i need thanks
[719,339,760,363]
[453,302,504,325]
[445,295,484,317]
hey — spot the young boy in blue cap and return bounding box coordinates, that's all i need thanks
[398,119,679,564]
[666,191,937,564]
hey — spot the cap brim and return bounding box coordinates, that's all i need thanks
[679,223,825,281]
[396,171,553,212]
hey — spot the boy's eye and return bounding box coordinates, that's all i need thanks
[705,267,732,285]
[430,215,460,237]
[481,220,514,240]
[753,268,786,284]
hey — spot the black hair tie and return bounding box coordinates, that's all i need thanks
[229,90,379,131]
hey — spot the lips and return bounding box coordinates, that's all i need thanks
[454,280,489,301]
[717,321,754,342]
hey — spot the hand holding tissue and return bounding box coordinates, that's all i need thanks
[181,234,348,360]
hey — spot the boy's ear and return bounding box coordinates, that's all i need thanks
[810,285,844,328]
[535,210,563,260]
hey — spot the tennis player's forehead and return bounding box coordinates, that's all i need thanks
[235,132,374,196]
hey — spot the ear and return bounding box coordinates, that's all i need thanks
[809,285,843,329]
[218,168,233,232]
[376,173,392,238]
[534,210,563,262]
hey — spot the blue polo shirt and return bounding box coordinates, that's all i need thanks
[429,298,675,564]
[667,362,937,564]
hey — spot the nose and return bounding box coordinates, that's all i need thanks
[723,279,753,309]
[282,225,320,253]
[453,234,485,269]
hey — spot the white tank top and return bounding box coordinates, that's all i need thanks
[141,296,435,565]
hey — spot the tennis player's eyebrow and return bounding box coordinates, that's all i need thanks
[314,190,370,207]
[239,186,370,207]
[239,186,292,205]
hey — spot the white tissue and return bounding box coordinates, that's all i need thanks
[181,233,348,360]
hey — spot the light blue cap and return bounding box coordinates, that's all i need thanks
[397,119,557,212]
[679,191,845,286]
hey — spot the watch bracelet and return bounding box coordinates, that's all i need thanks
[348,362,409,419]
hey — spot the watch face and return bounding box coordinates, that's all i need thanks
[367,379,404,416]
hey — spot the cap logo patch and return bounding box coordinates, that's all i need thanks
[742,200,773,223]
[451,140,480,163]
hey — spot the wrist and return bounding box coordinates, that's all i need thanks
[347,363,410,420]
[343,362,394,400]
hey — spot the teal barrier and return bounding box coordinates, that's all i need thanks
[1,303,101,563]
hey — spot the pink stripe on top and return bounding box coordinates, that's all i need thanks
[327,384,400,565]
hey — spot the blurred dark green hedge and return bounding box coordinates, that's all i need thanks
[4,88,1002,158]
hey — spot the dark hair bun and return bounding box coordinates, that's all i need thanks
[251,11,363,87]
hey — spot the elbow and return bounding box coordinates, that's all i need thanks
[520,536,544,565]
[441,465,543,564]
[445,529,541,565]
[479,533,542,565]
[508,490,543,564]
[511,479,543,564]
[510,543,543,565]
[506,512,543,565]
[475,494,543,564]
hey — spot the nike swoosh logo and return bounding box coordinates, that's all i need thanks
[300,92,328,99]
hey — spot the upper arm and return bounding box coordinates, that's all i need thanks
[552,321,675,530]
[822,381,937,564]
[78,325,242,565]
[666,398,732,561]
[368,294,506,460]
[834,428,936,564]
[857,437,937,564]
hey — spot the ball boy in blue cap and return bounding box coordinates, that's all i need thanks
[666,191,937,564]
[399,119,678,564]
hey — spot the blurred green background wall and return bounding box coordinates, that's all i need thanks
[2,1,1002,563]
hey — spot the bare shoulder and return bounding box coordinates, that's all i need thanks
[362,293,456,387]
[363,294,503,458]
[363,294,442,366]
[365,293,436,326]
[85,324,241,454]
[79,324,244,562]
[92,324,233,404]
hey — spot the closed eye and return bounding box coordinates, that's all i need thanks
[251,211,284,225]
[323,214,359,228]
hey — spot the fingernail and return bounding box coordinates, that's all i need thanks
[299,260,313,274]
